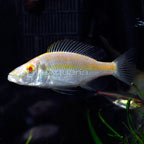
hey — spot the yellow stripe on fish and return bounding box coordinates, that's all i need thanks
[49,61,116,72]
[40,52,116,71]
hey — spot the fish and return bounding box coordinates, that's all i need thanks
[113,99,143,109]
[7,39,135,93]
[96,91,143,109]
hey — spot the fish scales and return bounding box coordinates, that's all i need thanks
[35,52,116,87]
[42,52,116,72]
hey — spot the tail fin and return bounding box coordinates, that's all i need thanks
[113,48,136,85]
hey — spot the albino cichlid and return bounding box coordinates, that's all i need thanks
[8,39,135,93]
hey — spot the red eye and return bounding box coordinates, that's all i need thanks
[27,64,34,72]
[28,66,33,72]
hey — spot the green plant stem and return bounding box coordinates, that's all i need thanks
[26,133,32,144]
[98,110,123,140]
[126,98,144,144]
[87,111,103,144]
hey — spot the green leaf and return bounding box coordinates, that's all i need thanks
[126,99,143,144]
[87,111,103,144]
[107,133,122,139]
[25,133,32,144]
[98,110,123,140]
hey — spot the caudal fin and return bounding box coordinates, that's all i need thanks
[113,48,136,85]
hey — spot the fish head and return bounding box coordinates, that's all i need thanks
[8,59,40,86]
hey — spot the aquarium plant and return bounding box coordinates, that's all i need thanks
[88,83,144,144]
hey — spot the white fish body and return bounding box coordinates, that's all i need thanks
[8,40,135,92]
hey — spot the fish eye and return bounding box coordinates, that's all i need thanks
[26,64,35,73]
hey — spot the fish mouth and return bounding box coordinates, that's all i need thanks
[7,73,19,84]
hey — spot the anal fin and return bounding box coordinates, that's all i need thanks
[80,77,108,92]
[52,87,78,95]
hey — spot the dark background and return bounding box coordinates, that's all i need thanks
[0,0,143,144]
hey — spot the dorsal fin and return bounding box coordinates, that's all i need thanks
[47,39,105,60]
